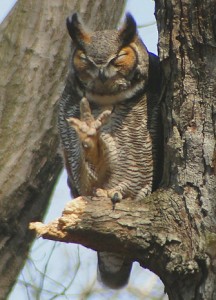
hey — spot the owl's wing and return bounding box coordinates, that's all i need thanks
[58,75,81,198]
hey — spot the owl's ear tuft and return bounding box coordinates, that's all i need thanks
[66,13,91,46]
[119,13,137,47]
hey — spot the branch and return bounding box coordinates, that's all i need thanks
[30,189,204,298]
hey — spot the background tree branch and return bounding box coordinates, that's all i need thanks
[0,0,125,298]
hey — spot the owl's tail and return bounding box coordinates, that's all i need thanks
[97,252,133,289]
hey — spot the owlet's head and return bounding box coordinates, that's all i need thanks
[66,13,149,105]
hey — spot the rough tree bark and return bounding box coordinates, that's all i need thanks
[0,0,125,299]
[156,0,216,298]
[31,0,216,299]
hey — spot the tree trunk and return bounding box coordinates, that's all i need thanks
[155,0,216,298]
[31,0,216,299]
[0,0,125,298]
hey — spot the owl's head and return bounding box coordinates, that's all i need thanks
[67,13,149,105]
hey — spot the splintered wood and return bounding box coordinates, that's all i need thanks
[29,197,87,241]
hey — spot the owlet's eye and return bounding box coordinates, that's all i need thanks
[79,52,87,61]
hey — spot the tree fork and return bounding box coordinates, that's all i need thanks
[30,189,210,300]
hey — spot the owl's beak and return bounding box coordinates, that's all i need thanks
[99,68,107,83]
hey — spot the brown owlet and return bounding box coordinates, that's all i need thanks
[58,13,163,289]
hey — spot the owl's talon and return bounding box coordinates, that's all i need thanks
[108,190,122,210]
[111,192,121,210]
[111,192,121,203]
[95,189,122,209]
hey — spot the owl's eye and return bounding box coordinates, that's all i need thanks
[117,50,127,58]
[112,46,137,72]
[113,49,128,65]
[73,50,89,71]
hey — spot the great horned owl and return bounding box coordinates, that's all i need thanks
[58,13,162,289]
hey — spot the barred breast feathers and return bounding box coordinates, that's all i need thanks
[58,12,162,290]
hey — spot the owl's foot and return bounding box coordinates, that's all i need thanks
[96,188,123,210]
[67,97,111,163]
